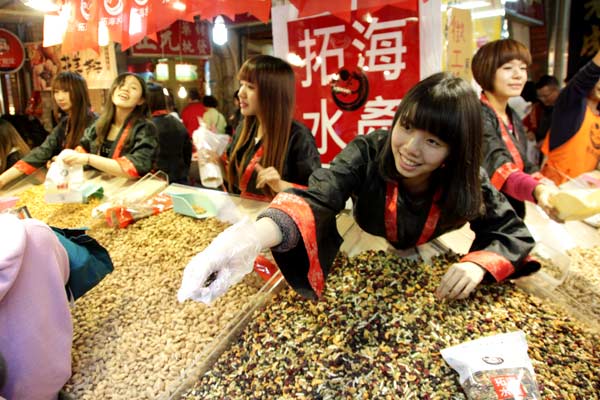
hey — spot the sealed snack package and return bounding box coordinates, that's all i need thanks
[192,122,230,188]
[441,331,541,400]
[44,158,85,203]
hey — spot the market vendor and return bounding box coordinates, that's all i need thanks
[541,49,600,185]
[471,39,560,221]
[218,55,320,201]
[178,72,540,303]
[0,71,96,189]
[58,73,158,179]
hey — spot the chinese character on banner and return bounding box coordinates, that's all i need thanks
[286,2,419,164]
[130,20,212,58]
[490,375,528,400]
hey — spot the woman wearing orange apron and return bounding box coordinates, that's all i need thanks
[541,49,600,185]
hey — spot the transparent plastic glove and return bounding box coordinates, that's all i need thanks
[177,218,262,304]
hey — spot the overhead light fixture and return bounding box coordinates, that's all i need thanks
[178,85,188,99]
[22,0,59,13]
[212,15,228,46]
[172,1,186,11]
[175,63,198,82]
[155,61,169,81]
[98,21,110,46]
[472,8,505,19]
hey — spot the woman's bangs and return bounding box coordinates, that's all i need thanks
[410,96,456,145]
[499,42,531,66]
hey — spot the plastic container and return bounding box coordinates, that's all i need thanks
[513,242,570,298]
[198,162,223,188]
[169,192,217,219]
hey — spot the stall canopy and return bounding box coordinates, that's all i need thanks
[51,0,273,54]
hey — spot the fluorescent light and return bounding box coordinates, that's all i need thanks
[22,0,59,13]
[172,1,186,11]
[98,21,110,46]
[472,8,505,19]
[454,1,491,9]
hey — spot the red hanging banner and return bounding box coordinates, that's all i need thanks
[62,0,99,54]
[98,0,125,44]
[120,0,152,50]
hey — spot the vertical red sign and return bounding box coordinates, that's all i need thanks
[286,2,419,164]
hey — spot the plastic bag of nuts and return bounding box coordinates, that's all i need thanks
[442,331,541,400]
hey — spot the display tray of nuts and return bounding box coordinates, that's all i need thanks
[182,251,599,399]
[515,245,600,333]
[13,184,284,399]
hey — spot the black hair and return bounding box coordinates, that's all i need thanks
[202,95,218,108]
[535,74,559,90]
[146,83,168,112]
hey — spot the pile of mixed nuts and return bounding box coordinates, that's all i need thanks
[184,252,599,399]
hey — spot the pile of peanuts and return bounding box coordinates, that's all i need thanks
[15,185,268,399]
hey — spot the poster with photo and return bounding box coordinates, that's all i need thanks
[26,42,118,90]
[25,42,60,91]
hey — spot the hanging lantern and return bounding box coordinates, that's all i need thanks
[212,15,227,46]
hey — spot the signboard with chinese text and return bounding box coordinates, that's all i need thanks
[280,2,420,164]
[130,20,211,59]
[0,29,25,73]
[446,8,473,81]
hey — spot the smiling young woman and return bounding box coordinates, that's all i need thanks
[178,72,541,305]
[472,39,561,221]
[57,73,158,179]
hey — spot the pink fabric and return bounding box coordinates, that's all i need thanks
[0,215,72,400]
[501,171,538,203]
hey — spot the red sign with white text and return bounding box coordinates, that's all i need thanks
[287,2,419,164]
[130,20,211,58]
[0,29,25,73]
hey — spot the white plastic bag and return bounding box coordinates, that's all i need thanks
[192,122,230,188]
[441,331,541,400]
[44,158,85,203]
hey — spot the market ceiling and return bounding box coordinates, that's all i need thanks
[0,0,415,52]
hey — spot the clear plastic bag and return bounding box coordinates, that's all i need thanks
[44,159,85,203]
[192,122,230,188]
[441,331,541,400]
[90,172,169,228]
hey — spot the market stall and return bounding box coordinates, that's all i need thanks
[2,175,600,399]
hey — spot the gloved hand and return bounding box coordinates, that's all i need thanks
[177,217,262,304]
